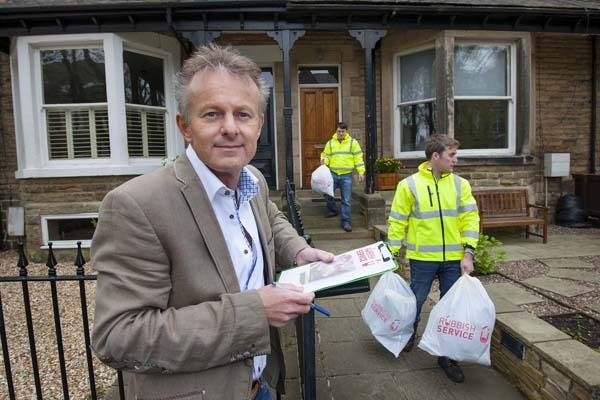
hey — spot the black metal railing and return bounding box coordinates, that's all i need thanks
[0,242,124,400]
[284,178,370,400]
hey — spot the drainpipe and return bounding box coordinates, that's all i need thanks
[591,35,597,174]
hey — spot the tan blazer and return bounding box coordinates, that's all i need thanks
[91,154,309,399]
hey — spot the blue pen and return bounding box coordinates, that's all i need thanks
[271,282,331,317]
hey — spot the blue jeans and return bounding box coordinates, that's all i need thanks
[255,379,272,400]
[324,172,353,225]
[409,260,461,331]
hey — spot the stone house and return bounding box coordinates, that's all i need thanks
[0,0,599,259]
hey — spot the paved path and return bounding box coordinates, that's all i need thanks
[281,229,600,399]
[280,238,525,400]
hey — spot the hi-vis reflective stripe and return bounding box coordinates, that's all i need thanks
[406,243,464,252]
[388,239,404,246]
[412,209,458,219]
[406,176,420,210]
[454,175,461,210]
[462,230,480,239]
[459,204,478,213]
[355,163,365,167]
[330,151,353,155]
[406,174,478,220]
[389,210,409,220]
[331,167,354,171]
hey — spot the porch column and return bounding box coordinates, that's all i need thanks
[268,30,305,183]
[350,30,386,194]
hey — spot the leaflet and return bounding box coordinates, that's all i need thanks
[277,241,398,293]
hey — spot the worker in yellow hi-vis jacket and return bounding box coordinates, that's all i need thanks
[320,121,365,232]
[387,133,479,383]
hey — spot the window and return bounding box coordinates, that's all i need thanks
[394,38,519,157]
[12,33,181,178]
[454,44,514,152]
[42,48,111,160]
[124,50,167,158]
[298,67,339,84]
[396,48,436,154]
[41,214,98,249]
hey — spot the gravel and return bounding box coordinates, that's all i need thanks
[0,250,115,400]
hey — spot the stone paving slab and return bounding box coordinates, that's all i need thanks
[495,312,571,344]
[484,283,544,305]
[522,276,595,297]
[316,316,373,343]
[489,294,523,314]
[329,372,409,400]
[540,258,595,269]
[534,340,600,388]
[319,340,399,375]
[589,303,600,313]
[315,297,362,318]
[546,268,600,283]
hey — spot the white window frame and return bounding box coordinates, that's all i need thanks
[11,33,182,178]
[453,41,517,156]
[393,45,436,159]
[41,212,98,249]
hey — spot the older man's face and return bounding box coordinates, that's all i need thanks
[177,68,264,188]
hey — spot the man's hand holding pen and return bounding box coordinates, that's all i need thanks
[257,283,315,328]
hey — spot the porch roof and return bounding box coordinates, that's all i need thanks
[1,0,599,52]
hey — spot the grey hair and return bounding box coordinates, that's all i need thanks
[174,43,269,123]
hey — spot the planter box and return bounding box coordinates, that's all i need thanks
[375,173,398,191]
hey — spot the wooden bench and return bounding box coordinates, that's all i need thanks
[473,189,548,243]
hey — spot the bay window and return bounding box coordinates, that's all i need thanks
[12,33,181,178]
[454,43,515,153]
[394,36,520,158]
[396,48,437,156]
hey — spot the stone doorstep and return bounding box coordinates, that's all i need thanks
[493,314,600,398]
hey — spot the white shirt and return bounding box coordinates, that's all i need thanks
[186,146,266,380]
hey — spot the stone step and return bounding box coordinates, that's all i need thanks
[304,226,373,241]
[302,213,366,229]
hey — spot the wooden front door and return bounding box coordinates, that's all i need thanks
[300,88,339,187]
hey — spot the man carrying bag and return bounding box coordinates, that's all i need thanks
[387,134,480,383]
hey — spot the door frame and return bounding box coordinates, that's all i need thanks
[258,63,279,190]
[297,63,343,188]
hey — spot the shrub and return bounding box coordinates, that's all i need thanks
[375,157,402,174]
[473,234,506,275]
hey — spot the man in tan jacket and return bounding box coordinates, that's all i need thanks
[91,44,334,399]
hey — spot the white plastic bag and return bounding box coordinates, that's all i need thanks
[361,271,417,357]
[311,165,334,197]
[418,275,496,365]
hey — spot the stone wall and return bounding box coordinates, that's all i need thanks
[0,51,20,250]
[18,176,133,261]
[533,33,600,208]
[491,320,600,400]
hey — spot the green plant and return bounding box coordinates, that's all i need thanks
[473,234,506,275]
[375,157,402,174]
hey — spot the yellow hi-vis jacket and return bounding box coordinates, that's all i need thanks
[322,133,366,175]
[387,161,480,262]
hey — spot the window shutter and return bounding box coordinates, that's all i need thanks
[126,106,166,158]
[46,107,110,159]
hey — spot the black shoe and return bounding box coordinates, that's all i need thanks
[325,211,339,218]
[403,333,417,353]
[342,224,352,232]
[438,357,465,383]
